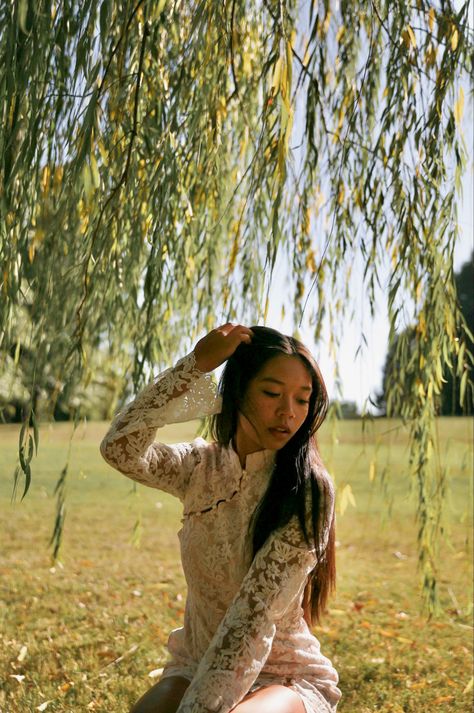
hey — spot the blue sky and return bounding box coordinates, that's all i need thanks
[262,4,473,410]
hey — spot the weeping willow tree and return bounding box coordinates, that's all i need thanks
[1,0,472,614]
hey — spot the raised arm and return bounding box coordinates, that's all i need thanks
[99,324,254,499]
[99,351,219,499]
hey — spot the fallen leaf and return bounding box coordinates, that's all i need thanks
[17,645,27,662]
[433,696,454,704]
[407,680,427,690]
[148,667,164,678]
[393,551,408,560]
[463,676,473,694]
[379,629,397,638]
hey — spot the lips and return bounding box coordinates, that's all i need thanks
[269,426,291,438]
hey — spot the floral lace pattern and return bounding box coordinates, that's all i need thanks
[100,352,220,499]
[100,352,341,713]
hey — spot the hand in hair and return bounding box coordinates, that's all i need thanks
[194,323,253,373]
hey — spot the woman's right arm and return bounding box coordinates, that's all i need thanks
[99,324,253,500]
[99,350,217,499]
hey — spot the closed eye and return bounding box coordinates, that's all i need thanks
[263,390,310,406]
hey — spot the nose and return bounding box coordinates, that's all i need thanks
[276,397,295,419]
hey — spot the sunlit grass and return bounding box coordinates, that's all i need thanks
[0,417,472,712]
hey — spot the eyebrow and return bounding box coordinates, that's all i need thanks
[260,377,312,392]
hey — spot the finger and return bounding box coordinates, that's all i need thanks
[227,332,251,349]
[228,324,253,340]
[216,322,235,335]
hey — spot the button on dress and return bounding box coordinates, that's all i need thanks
[100,351,342,713]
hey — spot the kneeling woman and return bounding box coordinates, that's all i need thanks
[100,324,342,713]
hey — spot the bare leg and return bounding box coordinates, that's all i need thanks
[129,675,191,713]
[232,684,306,713]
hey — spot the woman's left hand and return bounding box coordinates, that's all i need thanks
[193,323,253,372]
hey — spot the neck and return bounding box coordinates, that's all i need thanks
[232,431,263,469]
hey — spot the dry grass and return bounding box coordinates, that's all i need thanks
[0,417,472,712]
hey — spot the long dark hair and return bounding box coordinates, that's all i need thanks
[209,326,336,626]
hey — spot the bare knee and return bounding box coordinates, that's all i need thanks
[232,684,305,713]
[130,676,190,713]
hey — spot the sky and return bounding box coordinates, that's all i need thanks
[264,138,472,412]
[262,3,473,411]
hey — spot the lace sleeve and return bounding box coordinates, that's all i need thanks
[99,351,221,500]
[176,516,319,713]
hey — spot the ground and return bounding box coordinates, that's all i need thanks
[0,417,472,712]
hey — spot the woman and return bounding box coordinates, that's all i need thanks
[100,323,341,713]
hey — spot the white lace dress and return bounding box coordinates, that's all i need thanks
[100,352,342,713]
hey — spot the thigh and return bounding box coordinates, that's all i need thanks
[232,684,306,713]
[129,675,191,713]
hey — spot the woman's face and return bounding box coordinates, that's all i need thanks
[235,354,313,454]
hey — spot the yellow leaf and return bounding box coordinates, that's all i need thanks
[53,165,64,187]
[185,256,195,280]
[339,483,356,515]
[402,25,416,49]
[41,165,51,193]
[463,676,473,695]
[425,43,437,67]
[454,87,464,126]
[428,7,435,32]
[451,27,459,51]
[285,39,293,95]
[407,25,417,47]
[263,295,269,322]
[270,57,282,96]
[417,311,426,337]
[306,248,316,272]
[369,460,376,482]
[336,25,345,43]
[407,680,427,689]
[321,11,331,37]
[379,628,397,638]
[90,154,100,189]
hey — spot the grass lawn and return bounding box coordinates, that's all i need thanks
[0,417,472,712]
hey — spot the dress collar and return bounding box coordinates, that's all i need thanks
[226,439,276,473]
